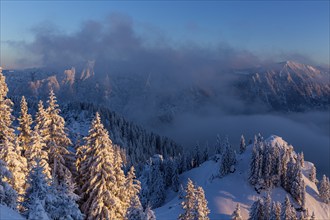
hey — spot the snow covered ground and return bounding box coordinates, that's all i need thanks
[155,135,330,220]
[0,205,24,220]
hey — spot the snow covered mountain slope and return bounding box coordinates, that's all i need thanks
[237,61,330,111]
[155,135,330,219]
[0,205,24,220]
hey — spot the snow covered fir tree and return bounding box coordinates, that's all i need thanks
[1,68,330,219]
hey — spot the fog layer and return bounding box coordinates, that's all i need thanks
[157,111,330,177]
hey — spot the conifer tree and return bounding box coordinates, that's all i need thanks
[311,212,316,220]
[179,179,197,220]
[249,135,262,185]
[297,152,304,168]
[263,192,272,220]
[79,112,127,219]
[318,175,330,204]
[202,144,209,163]
[41,90,73,186]
[164,158,174,187]
[309,165,317,183]
[219,144,236,177]
[193,144,201,168]
[280,149,290,188]
[52,181,84,220]
[271,143,281,187]
[232,203,242,220]
[113,145,128,215]
[214,135,222,155]
[178,184,186,199]
[285,157,296,192]
[195,186,210,220]
[125,166,142,216]
[172,164,180,192]
[27,198,50,220]
[144,205,156,220]
[179,179,210,220]
[0,73,26,197]
[0,136,28,197]
[148,161,166,208]
[239,135,246,154]
[300,209,310,220]
[23,158,51,219]
[0,159,17,209]
[0,72,15,144]
[17,96,33,155]
[34,100,47,132]
[291,162,306,207]
[26,130,51,179]
[270,201,281,220]
[75,142,87,194]
[281,195,297,220]
[249,198,263,220]
[126,197,145,220]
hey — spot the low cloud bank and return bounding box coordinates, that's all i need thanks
[158,111,330,177]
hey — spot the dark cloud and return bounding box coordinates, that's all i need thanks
[5,12,325,71]
[6,13,264,73]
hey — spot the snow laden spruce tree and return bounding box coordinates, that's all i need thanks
[24,158,83,220]
[25,130,51,179]
[125,166,155,220]
[249,198,264,220]
[0,71,14,144]
[78,112,142,219]
[179,178,210,220]
[270,201,281,220]
[281,195,297,220]
[219,139,236,177]
[38,90,73,186]
[0,72,28,197]
[125,167,144,219]
[34,100,47,134]
[0,137,28,198]
[0,159,17,209]
[318,175,330,204]
[289,161,306,208]
[309,164,317,183]
[139,155,166,209]
[239,134,246,154]
[17,96,33,156]
[23,158,51,220]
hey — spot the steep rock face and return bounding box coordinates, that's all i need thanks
[79,60,95,80]
[237,61,330,111]
[62,67,76,86]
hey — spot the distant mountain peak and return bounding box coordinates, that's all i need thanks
[284,60,308,69]
[267,60,322,77]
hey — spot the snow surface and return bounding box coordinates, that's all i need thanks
[155,135,330,220]
[0,205,24,220]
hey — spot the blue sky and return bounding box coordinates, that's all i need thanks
[1,1,329,68]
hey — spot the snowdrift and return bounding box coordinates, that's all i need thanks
[0,205,24,220]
